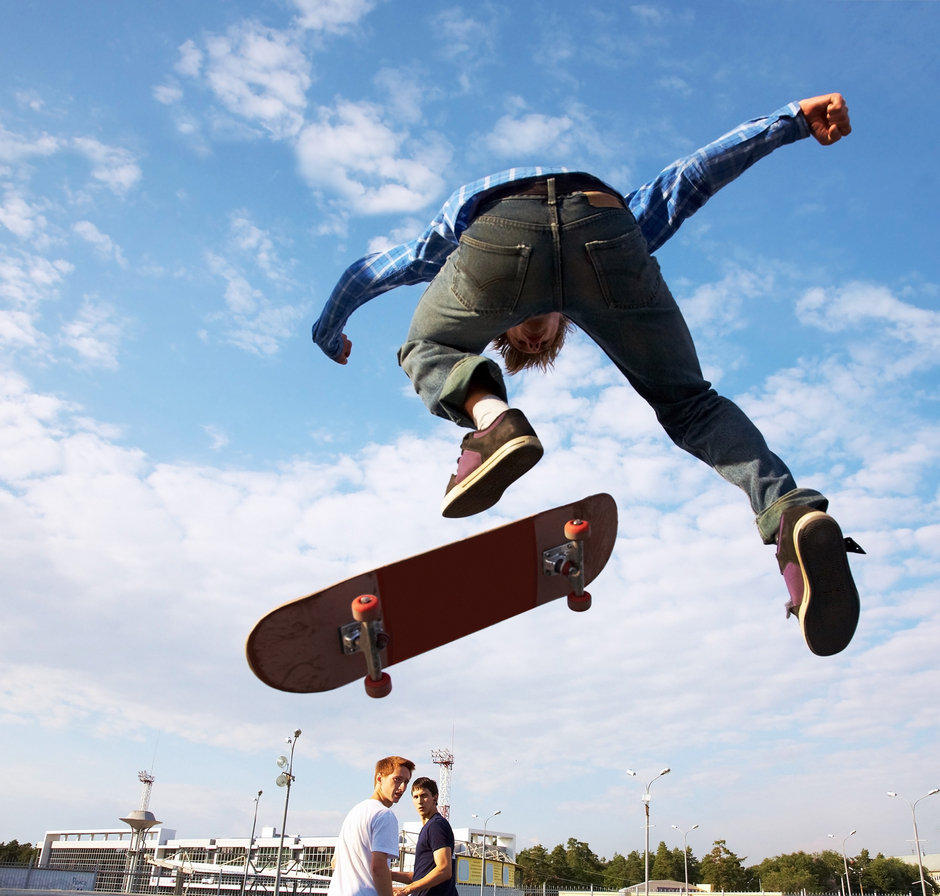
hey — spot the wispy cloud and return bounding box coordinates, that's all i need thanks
[71,137,142,195]
[58,298,126,368]
[72,221,128,267]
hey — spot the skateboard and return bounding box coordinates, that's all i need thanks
[246,492,618,698]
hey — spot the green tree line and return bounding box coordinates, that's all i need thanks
[0,840,41,864]
[517,838,936,894]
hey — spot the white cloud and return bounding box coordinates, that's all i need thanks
[229,212,289,281]
[430,8,496,64]
[58,298,125,368]
[678,264,775,335]
[481,104,608,160]
[72,137,142,195]
[484,112,575,156]
[205,251,305,355]
[0,190,48,242]
[73,220,128,267]
[296,100,450,214]
[175,39,203,77]
[202,424,230,451]
[796,282,940,376]
[291,0,375,32]
[199,21,311,140]
[0,249,73,350]
[153,83,184,105]
[0,124,60,164]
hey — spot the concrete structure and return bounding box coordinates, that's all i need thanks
[38,824,518,894]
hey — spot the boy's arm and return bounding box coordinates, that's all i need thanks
[629,93,851,254]
[370,852,395,896]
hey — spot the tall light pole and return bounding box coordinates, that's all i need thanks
[888,789,939,896]
[627,768,670,896]
[273,730,302,896]
[241,791,263,896]
[672,824,698,896]
[472,811,501,896]
[828,830,856,896]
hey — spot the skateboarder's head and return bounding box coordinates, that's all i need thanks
[373,755,415,806]
[411,776,440,820]
[492,312,573,374]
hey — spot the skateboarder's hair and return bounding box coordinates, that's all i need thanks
[374,755,416,783]
[411,776,438,798]
[491,316,574,374]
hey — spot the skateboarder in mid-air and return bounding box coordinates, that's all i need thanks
[312,93,861,657]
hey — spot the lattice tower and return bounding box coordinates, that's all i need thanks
[137,771,155,811]
[429,749,454,820]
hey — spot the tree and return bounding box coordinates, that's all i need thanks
[700,840,747,892]
[517,845,553,887]
[866,854,939,895]
[0,841,39,864]
[605,851,646,890]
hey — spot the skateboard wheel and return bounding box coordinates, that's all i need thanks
[564,519,591,541]
[567,590,592,612]
[364,672,392,698]
[352,594,382,622]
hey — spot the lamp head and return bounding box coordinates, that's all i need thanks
[887,792,898,797]
[294,729,302,738]
[929,789,940,796]
[691,825,699,831]
[660,768,671,776]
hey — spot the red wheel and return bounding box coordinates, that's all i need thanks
[567,590,592,612]
[564,519,591,541]
[352,594,382,622]
[364,672,392,698]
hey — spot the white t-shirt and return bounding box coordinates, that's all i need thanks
[328,799,400,896]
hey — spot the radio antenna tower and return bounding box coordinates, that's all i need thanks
[430,749,454,820]
[137,770,155,811]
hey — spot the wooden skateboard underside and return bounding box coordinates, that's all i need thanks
[246,493,618,694]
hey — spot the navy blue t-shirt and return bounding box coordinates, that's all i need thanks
[413,814,457,896]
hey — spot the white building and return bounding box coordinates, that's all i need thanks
[39,824,519,894]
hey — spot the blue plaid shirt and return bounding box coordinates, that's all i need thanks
[312,102,810,359]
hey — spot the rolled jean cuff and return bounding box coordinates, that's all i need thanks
[439,355,507,428]
[756,488,829,544]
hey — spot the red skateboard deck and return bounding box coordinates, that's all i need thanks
[246,493,618,695]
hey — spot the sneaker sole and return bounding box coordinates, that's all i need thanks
[441,435,543,518]
[795,512,860,656]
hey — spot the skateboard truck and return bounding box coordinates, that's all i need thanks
[340,595,392,698]
[543,518,592,612]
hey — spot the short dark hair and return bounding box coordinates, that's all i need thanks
[411,776,439,798]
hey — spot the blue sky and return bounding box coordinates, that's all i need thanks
[2,0,940,870]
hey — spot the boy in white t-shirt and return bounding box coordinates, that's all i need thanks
[329,756,415,896]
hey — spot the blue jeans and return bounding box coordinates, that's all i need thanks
[397,179,826,542]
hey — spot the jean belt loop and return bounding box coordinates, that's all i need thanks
[547,176,556,207]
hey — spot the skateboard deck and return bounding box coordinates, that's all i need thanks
[246,492,618,696]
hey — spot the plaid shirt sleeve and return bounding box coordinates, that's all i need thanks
[627,102,810,254]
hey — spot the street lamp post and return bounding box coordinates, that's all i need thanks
[828,830,856,896]
[273,730,302,896]
[888,789,940,896]
[671,824,698,896]
[472,811,501,896]
[627,768,670,896]
[241,791,263,896]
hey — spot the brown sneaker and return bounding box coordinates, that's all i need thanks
[441,409,543,518]
[776,506,863,656]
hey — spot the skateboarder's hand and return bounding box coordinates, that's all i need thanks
[334,333,352,365]
[799,93,851,145]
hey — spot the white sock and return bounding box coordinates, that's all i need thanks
[471,395,510,430]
